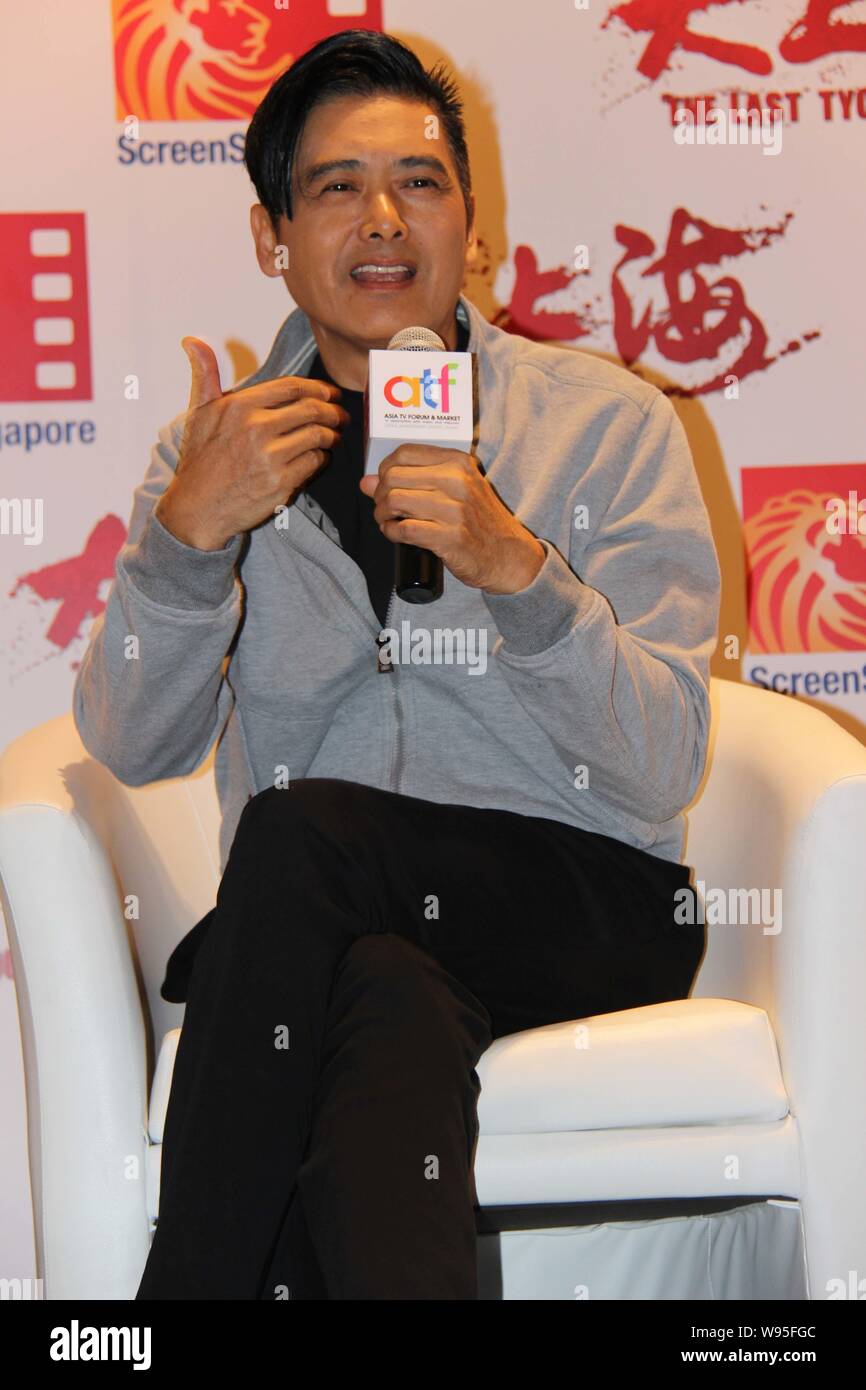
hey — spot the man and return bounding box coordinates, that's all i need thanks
[73,30,721,1300]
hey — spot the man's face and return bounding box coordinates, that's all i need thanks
[251,92,477,388]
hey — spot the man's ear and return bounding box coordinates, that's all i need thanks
[250,204,286,279]
[464,193,479,272]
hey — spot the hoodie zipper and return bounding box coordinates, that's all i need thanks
[286,528,405,795]
[376,583,405,793]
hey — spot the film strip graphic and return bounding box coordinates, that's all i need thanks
[0,212,92,402]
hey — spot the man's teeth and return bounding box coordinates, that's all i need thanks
[352,265,414,276]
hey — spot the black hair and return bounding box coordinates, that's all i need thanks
[243,29,473,235]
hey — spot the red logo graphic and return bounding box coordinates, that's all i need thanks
[469,210,812,394]
[605,0,866,80]
[612,207,816,395]
[487,244,594,343]
[742,464,866,653]
[112,0,383,121]
[11,516,128,653]
[0,213,92,402]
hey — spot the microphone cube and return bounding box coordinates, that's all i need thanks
[364,347,475,475]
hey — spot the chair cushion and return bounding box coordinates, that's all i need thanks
[149,998,787,1146]
[475,998,789,1134]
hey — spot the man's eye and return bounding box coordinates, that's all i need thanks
[321,179,438,193]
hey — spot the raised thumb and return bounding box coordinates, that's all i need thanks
[181,335,222,410]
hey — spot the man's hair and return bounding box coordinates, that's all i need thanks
[243,29,473,235]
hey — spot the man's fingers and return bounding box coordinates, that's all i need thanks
[260,397,351,435]
[265,420,344,468]
[181,336,223,410]
[376,463,467,497]
[232,374,344,408]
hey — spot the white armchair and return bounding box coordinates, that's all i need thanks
[1,677,864,1299]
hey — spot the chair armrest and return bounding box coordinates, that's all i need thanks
[774,773,866,1299]
[0,784,152,1298]
[689,681,866,1298]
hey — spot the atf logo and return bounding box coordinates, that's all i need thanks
[385,364,459,411]
[111,0,383,121]
[0,213,92,402]
[742,464,866,654]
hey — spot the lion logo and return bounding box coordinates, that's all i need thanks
[744,488,866,653]
[112,0,382,121]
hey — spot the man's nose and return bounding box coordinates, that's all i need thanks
[361,189,409,238]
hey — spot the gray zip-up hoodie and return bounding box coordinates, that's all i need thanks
[72,292,721,874]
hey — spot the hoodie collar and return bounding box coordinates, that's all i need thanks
[246,293,484,388]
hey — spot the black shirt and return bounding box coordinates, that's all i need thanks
[303,315,471,628]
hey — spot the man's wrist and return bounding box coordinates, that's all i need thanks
[155,493,232,551]
[483,533,546,595]
[482,537,599,656]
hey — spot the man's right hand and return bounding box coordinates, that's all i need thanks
[154,335,350,550]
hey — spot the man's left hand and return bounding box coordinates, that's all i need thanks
[358,444,545,594]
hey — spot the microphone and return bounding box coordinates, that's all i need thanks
[364,324,475,604]
[387,325,445,603]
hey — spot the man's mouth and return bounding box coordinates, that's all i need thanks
[350,260,417,285]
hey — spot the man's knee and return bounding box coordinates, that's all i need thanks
[333,934,492,1065]
[338,932,435,993]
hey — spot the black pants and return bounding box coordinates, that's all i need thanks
[135,777,703,1301]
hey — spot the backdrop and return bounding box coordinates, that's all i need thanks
[1,0,864,1282]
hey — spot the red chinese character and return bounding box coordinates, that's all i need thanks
[490,245,589,342]
[605,0,772,79]
[612,207,781,394]
[779,0,866,63]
